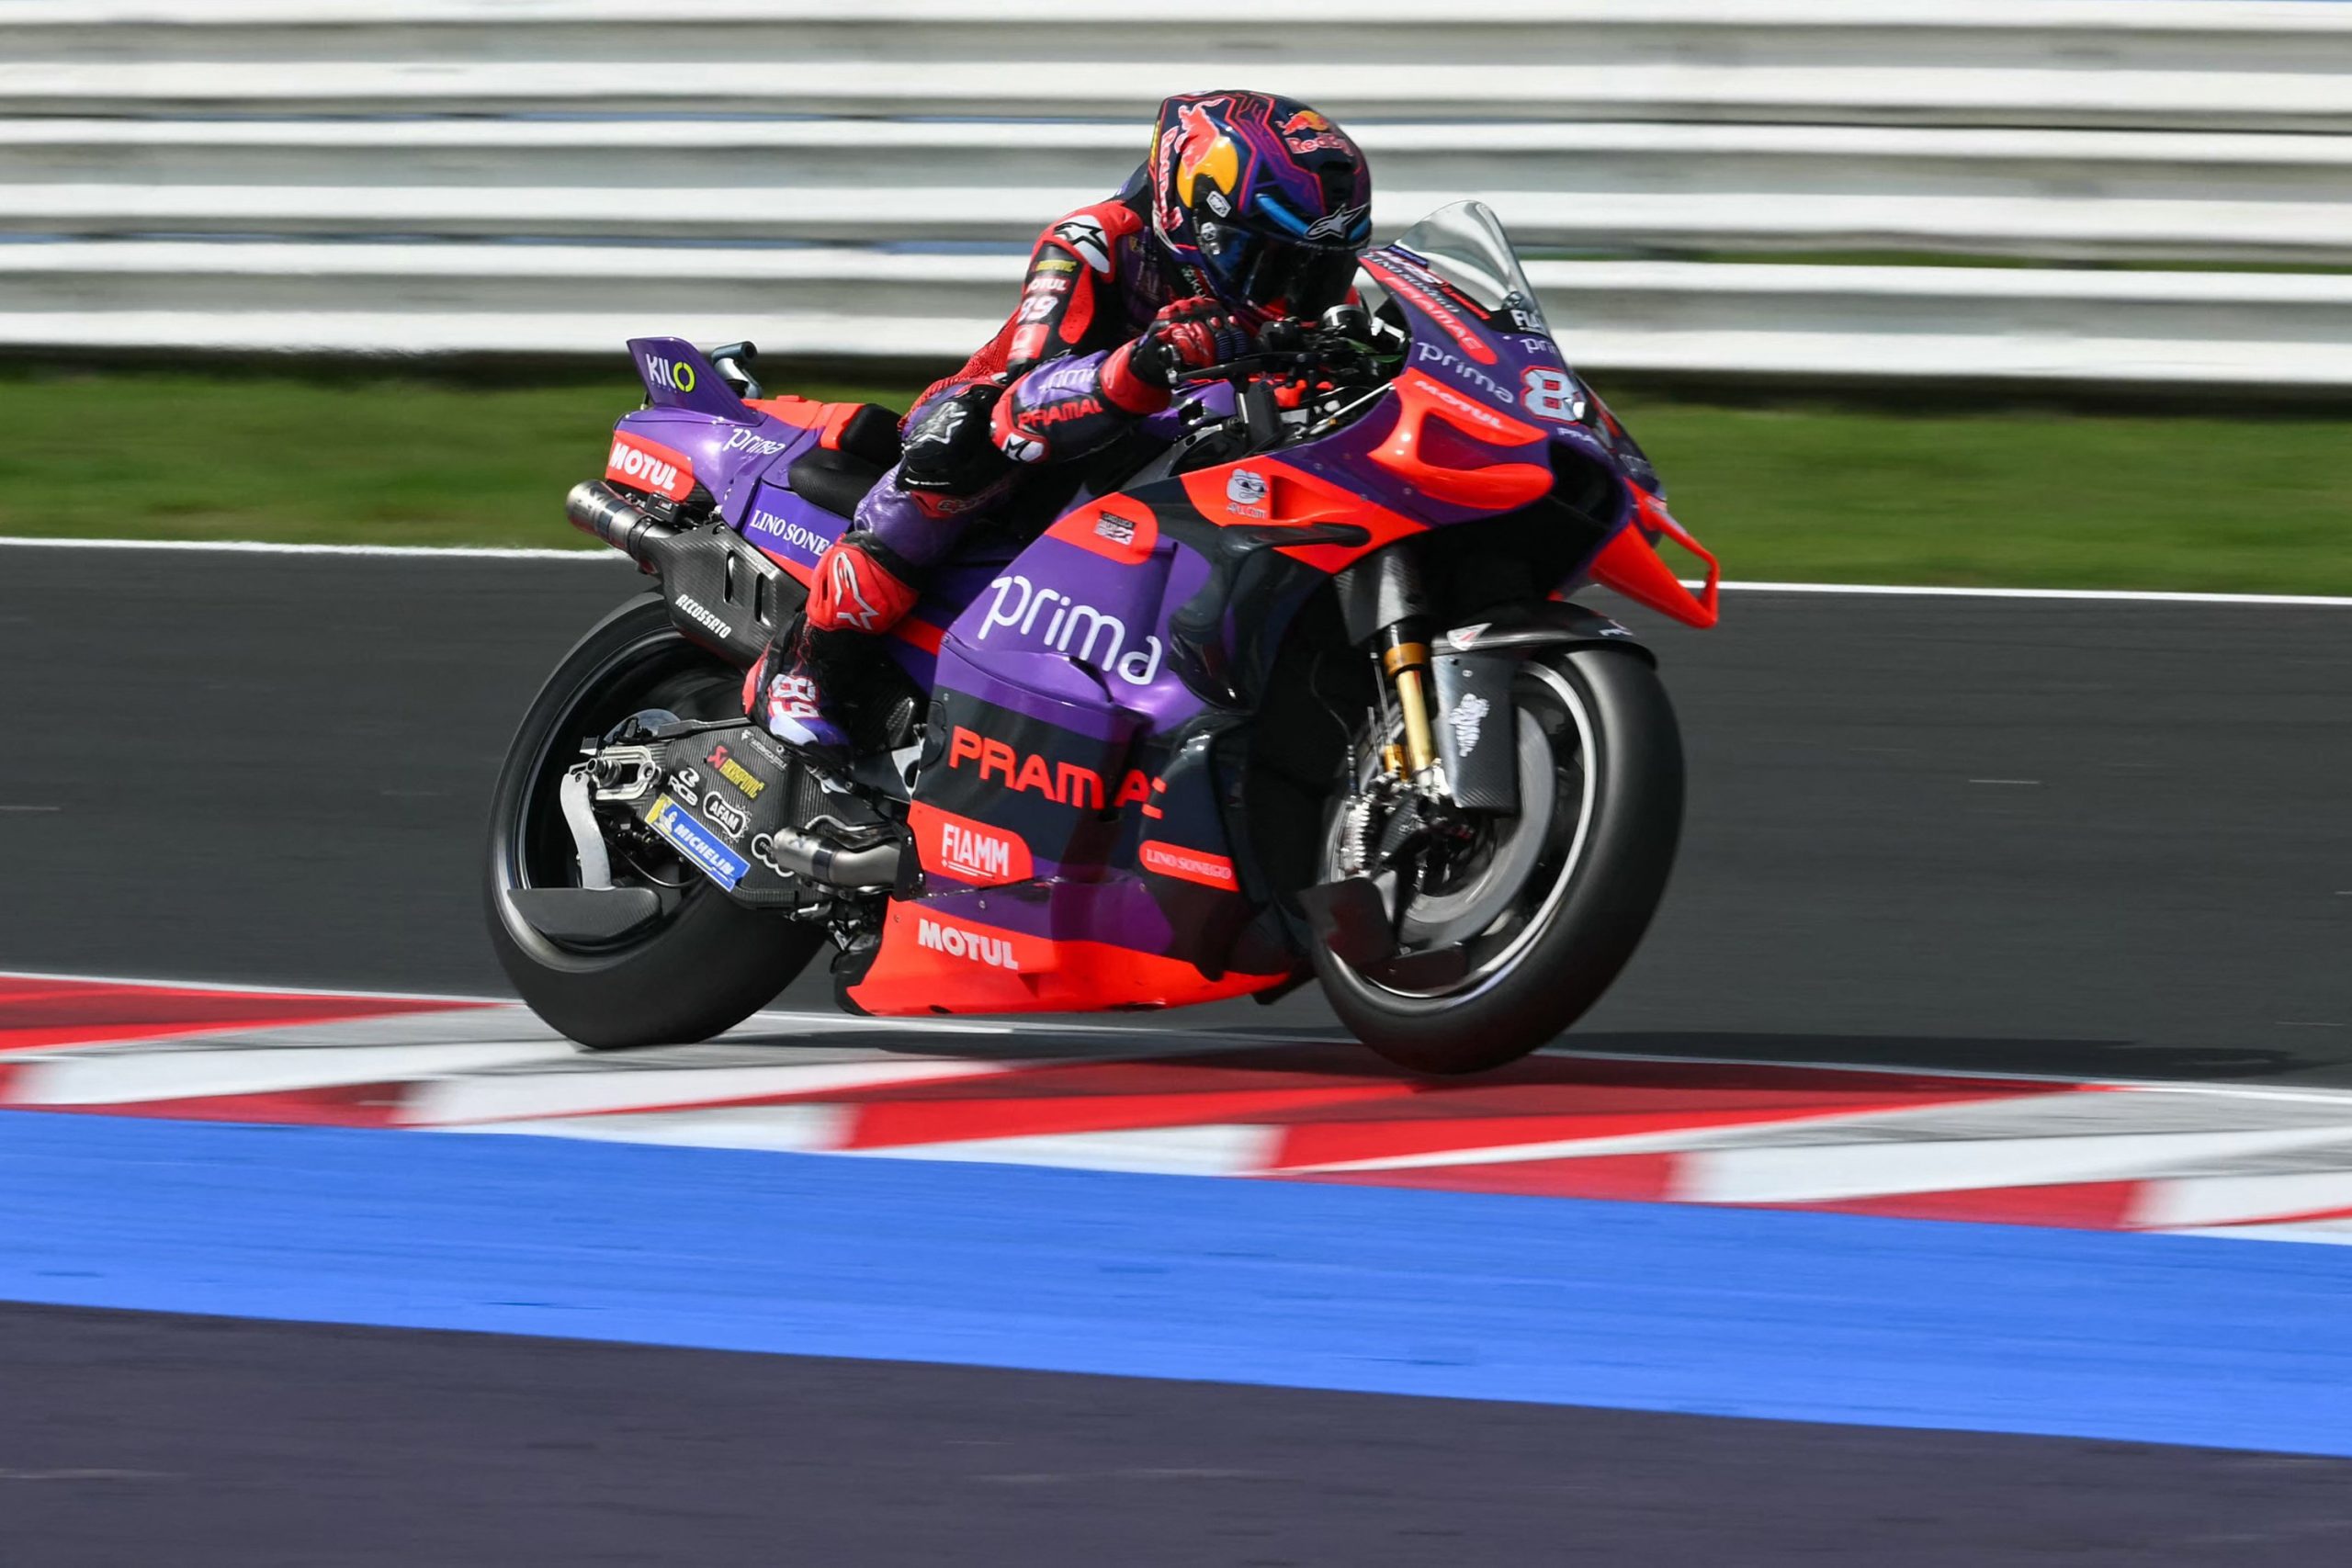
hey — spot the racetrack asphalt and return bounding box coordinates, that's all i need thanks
[8,1297,2351,1568]
[3,545,2350,1564]
[1,546,2344,1085]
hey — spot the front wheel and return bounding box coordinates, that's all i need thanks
[483,593,824,1050]
[1311,649,1684,1074]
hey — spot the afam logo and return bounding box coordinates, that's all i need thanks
[977,573,1165,686]
[702,792,749,839]
[916,917,1021,972]
[641,353,697,393]
[1225,467,1268,518]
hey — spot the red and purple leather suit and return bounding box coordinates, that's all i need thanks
[762,89,1368,754]
[802,177,1210,635]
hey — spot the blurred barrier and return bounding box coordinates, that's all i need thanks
[15,241,2352,387]
[7,1,2352,385]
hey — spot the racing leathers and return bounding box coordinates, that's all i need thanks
[754,179,1251,759]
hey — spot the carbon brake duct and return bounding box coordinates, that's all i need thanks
[503,769,665,944]
[1296,871,1474,991]
[1297,872,1401,970]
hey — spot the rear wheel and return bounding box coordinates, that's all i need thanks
[483,594,824,1049]
[1311,649,1683,1074]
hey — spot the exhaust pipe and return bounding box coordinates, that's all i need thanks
[761,828,901,890]
[565,480,678,566]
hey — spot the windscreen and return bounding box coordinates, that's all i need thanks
[1383,200,1549,337]
[1374,200,1662,495]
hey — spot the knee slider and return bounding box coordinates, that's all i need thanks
[899,382,1016,495]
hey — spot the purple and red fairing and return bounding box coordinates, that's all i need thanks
[596,202,1716,1018]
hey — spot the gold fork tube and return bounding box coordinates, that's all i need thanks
[1381,638,1438,776]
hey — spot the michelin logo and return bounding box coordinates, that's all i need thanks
[644,793,750,890]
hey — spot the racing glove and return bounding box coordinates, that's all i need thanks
[1125,297,1253,390]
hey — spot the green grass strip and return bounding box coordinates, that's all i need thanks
[1,363,2344,595]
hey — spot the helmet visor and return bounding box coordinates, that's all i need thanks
[1196,219,1361,317]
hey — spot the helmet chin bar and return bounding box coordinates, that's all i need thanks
[1193,216,1360,315]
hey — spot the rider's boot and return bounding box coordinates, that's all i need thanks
[748,531,921,769]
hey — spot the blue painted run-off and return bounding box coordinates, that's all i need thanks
[3,1111,2347,1457]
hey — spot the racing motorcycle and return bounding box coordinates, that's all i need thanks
[484,201,1718,1074]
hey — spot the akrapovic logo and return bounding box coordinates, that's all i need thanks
[916,918,1019,971]
[673,593,732,641]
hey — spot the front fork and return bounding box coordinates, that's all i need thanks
[1341,547,1520,818]
[1374,621,1442,789]
[1338,548,1447,794]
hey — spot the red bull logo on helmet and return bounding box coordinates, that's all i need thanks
[1281,107,1350,155]
[1158,96,1246,232]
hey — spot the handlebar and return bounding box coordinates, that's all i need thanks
[1171,308,1399,391]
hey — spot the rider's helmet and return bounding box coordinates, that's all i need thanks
[1147,91,1372,323]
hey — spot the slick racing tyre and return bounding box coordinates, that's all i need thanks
[1312,648,1683,1075]
[484,593,823,1050]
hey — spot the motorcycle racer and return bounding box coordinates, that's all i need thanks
[752,90,1374,762]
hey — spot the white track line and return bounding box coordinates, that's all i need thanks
[11,967,2352,1107]
[0,536,613,561]
[1711,580,2352,608]
[0,967,1268,1045]
[0,964,513,1005]
[2,536,2349,605]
